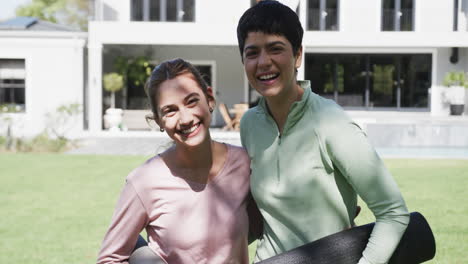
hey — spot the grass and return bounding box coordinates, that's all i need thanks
[0,154,467,263]
[354,159,468,264]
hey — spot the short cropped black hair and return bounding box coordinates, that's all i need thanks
[237,0,303,59]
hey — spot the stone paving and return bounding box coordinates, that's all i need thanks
[66,130,242,156]
[66,112,468,159]
[66,130,468,159]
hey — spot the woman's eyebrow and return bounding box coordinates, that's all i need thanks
[244,41,286,52]
[266,41,286,48]
[244,44,258,52]
[159,92,201,112]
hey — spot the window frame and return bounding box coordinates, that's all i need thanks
[131,0,195,22]
[0,59,26,113]
[307,0,340,31]
[381,0,415,31]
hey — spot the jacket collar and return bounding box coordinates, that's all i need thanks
[256,80,311,133]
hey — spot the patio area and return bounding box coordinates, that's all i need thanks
[67,110,468,159]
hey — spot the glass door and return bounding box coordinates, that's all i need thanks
[305,53,431,109]
[370,55,398,107]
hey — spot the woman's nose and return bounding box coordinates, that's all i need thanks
[258,50,272,68]
[178,108,193,125]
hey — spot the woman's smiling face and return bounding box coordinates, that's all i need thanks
[242,32,302,100]
[155,72,214,147]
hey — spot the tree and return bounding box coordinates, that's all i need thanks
[16,0,89,31]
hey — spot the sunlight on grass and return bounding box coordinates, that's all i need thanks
[354,159,468,264]
[1,154,466,263]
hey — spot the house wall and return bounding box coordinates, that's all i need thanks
[415,0,454,32]
[195,0,250,25]
[0,34,86,137]
[340,0,380,32]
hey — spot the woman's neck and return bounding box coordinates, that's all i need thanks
[165,136,226,184]
[173,136,214,170]
[265,82,303,134]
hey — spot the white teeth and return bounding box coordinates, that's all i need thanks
[259,73,277,80]
[181,123,199,134]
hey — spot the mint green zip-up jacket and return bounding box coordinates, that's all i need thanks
[240,81,409,264]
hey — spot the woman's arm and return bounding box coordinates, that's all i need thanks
[97,180,149,264]
[325,119,409,264]
[247,191,263,244]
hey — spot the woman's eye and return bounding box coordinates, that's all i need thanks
[162,109,176,117]
[188,98,199,106]
[245,51,258,58]
[271,46,283,53]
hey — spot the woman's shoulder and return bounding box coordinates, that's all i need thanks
[220,144,251,184]
[225,143,249,158]
[240,106,263,126]
[307,93,352,128]
[223,143,250,168]
[126,155,166,185]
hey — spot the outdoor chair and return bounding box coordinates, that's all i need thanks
[218,103,236,131]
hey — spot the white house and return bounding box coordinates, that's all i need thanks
[87,0,468,133]
[2,0,468,136]
[0,17,87,137]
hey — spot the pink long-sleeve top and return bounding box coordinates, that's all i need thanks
[97,144,251,264]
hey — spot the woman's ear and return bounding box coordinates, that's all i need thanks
[206,87,216,110]
[295,45,303,69]
[153,113,163,130]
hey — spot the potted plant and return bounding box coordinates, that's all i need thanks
[103,72,124,131]
[442,71,468,115]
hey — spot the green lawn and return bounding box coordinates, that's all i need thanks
[0,154,466,263]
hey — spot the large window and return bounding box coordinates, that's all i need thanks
[131,0,195,22]
[305,53,431,109]
[382,0,414,31]
[307,0,339,31]
[0,59,26,112]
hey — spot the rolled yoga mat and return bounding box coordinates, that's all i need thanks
[257,212,436,264]
[129,235,165,264]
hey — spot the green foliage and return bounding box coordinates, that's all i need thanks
[114,56,152,88]
[0,104,23,113]
[373,65,395,95]
[46,103,82,139]
[15,0,89,30]
[16,0,61,23]
[0,104,24,150]
[0,103,81,152]
[443,71,468,88]
[323,64,344,93]
[20,133,70,152]
[0,133,70,153]
[103,73,124,93]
